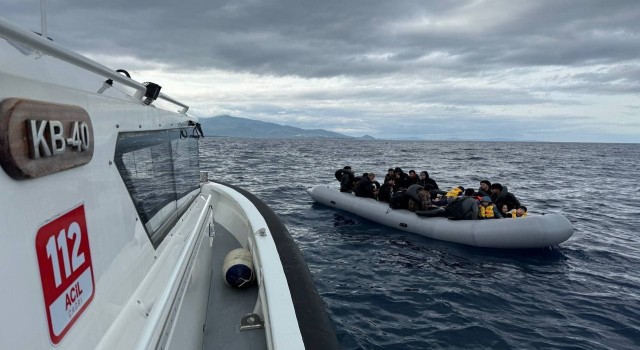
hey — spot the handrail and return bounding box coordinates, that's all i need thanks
[159,93,189,114]
[0,16,189,114]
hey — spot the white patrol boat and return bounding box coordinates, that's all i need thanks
[0,12,338,350]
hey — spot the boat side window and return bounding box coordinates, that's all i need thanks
[114,129,200,248]
[172,135,200,217]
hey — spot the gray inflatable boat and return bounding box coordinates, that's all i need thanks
[308,185,574,249]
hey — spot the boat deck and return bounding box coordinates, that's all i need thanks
[203,222,266,349]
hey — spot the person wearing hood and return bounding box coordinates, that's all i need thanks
[490,183,521,211]
[393,167,410,189]
[478,196,501,219]
[417,171,439,189]
[418,171,445,199]
[337,166,355,193]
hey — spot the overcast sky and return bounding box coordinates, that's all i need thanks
[5,0,640,142]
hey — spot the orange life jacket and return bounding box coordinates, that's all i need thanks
[511,211,527,218]
[479,204,495,218]
[445,187,462,198]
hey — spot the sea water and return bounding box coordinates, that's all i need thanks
[200,138,640,350]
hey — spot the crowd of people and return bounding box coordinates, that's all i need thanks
[335,166,528,220]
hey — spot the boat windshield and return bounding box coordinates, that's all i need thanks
[114,129,200,248]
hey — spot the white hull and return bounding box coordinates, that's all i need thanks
[308,185,574,249]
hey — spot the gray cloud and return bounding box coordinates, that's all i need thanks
[3,0,639,142]
[26,1,637,78]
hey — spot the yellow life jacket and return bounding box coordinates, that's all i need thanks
[445,187,462,197]
[511,211,527,218]
[480,204,495,218]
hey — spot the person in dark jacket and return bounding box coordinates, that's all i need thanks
[394,167,409,189]
[355,173,378,199]
[460,189,480,220]
[407,184,431,211]
[476,180,492,197]
[378,178,396,202]
[444,188,479,220]
[407,170,419,186]
[338,166,355,193]
[418,171,439,189]
[418,171,444,199]
[416,172,431,190]
[383,168,395,183]
[490,183,521,211]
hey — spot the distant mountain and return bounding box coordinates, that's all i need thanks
[199,115,362,139]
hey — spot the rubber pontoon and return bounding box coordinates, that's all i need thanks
[308,185,574,249]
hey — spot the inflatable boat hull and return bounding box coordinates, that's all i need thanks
[308,185,574,249]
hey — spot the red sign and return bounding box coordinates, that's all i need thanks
[35,204,95,344]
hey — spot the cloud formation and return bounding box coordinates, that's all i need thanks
[4,0,640,141]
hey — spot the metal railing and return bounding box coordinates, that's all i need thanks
[0,16,189,114]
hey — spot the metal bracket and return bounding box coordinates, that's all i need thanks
[208,222,215,238]
[208,209,216,247]
[240,271,265,331]
[240,313,264,331]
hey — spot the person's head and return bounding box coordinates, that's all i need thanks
[516,206,527,216]
[480,196,492,206]
[490,183,503,194]
[501,204,508,213]
[408,170,417,177]
[394,167,403,174]
[419,171,428,179]
[464,188,475,197]
[343,166,351,170]
[418,187,429,198]
[368,172,376,180]
[480,180,491,192]
[387,178,396,185]
[387,168,394,175]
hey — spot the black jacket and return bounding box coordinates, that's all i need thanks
[340,170,354,192]
[476,188,491,197]
[417,179,437,191]
[354,176,375,198]
[491,186,521,211]
[378,182,395,202]
[395,172,410,189]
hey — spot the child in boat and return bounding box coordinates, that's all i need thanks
[499,204,510,218]
[478,196,501,219]
[511,205,528,218]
